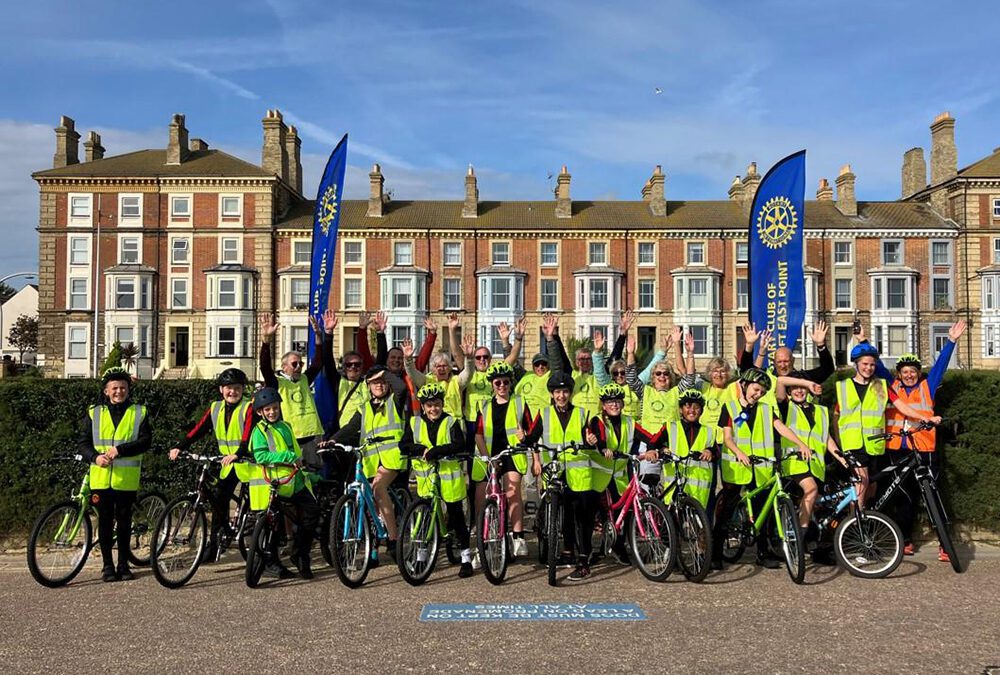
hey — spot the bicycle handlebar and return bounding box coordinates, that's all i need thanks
[260,462,301,486]
[868,419,938,441]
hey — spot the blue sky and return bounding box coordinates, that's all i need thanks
[1,0,998,277]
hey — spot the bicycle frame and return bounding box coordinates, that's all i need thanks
[604,455,662,540]
[342,446,389,543]
[735,458,791,540]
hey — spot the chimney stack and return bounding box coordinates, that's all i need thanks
[367,164,385,217]
[285,125,303,194]
[815,178,833,201]
[555,165,572,218]
[83,131,105,162]
[166,114,190,165]
[189,138,209,151]
[835,164,857,217]
[727,175,745,202]
[740,162,761,201]
[53,115,80,168]
[462,164,479,218]
[261,109,289,183]
[647,165,666,216]
[930,112,957,186]
[901,147,926,199]
[640,179,652,201]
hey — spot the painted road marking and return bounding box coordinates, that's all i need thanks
[420,603,646,621]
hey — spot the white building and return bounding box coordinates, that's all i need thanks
[1,284,39,364]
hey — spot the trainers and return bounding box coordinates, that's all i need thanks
[471,549,481,570]
[556,553,575,568]
[263,563,295,579]
[116,565,135,582]
[755,556,780,570]
[102,565,118,583]
[903,542,915,556]
[512,537,528,558]
[938,547,951,563]
[458,562,474,578]
[567,564,591,582]
[298,557,314,580]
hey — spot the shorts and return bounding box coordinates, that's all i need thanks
[495,454,523,477]
[845,449,875,469]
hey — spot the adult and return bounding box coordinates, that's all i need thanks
[457,317,525,445]
[541,313,600,418]
[741,321,834,406]
[321,309,370,433]
[77,367,152,582]
[374,312,437,414]
[514,352,552,414]
[593,327,640,419]
[633,329,683,437]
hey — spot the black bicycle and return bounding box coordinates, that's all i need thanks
[869,421,963,573]
[150,453,256,588]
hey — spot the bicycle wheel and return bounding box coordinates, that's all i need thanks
[673,495,712,583]
[834,510,904,579]
[920,478,963,573]
[238,511,256,561]
[720,505,749,563]
[445,536,461,565]
[397,499,439,586]
[478,497,508,585]
[245,515,271,588]
[629,497,676,582]
[330,493,373,588]
[775,495,805,584]
[129,491,167,566]
[593,507,615,559]
[535,493,550,565]
[546,492,561,587]
[319,509,335,568]
[391,486,411,529]
[151,496,207,589]
[27,500,93,588]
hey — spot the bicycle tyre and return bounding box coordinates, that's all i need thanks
[130,491,167,566]
[245,515,271,588]
[546,492,561,587]
[27,500,93,588]
[330,493,373,588]
[920,477,963,573]
[535,493,550,565]
[445,536,461,565]
[673,494,712,583]
[775,495,805,584]
[833,510,904,579]
[478,497,508,585]
[629,497,676,582]
[720,505,749,563]
[151,495,207,589]
[594,507,615,559]
[237,511,256,561]
[397,499,439,586]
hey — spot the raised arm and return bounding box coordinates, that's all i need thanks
[447,312,465,370]
[739,322,759,371]
[322,309,342,389]
[503,317,526,366]
[415,316,438,372]
[356,311,375,369]
[373,310,389,365]
[592,329,610,387]
[258,313,279,389]
[304,314,325,384]
[402,338,427,388]
[671,326,685,376]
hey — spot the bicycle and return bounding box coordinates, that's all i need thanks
[718,453,806,584]
[395,453,468,586]
[591,452,678,582]
[658,452,713,583]
[477,446,530,584]
[150,452,257,589]
[27,453,166,588]
[869,421,963,574]
[812,453,904,578]
[244,460,308,588]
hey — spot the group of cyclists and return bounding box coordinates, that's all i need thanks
[77,306,966,585]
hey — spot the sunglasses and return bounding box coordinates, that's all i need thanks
[475,354,491,361]
[288,361,303,368]
[344,361,363,369]
[493,379,511,387]
[610,369,625,376]
[653,372,670,378]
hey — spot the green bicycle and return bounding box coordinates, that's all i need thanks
[719,453,806,584]
[27,453,167,588]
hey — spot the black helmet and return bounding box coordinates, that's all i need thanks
[252,387,282,411]
[547,373,575,392]
[216,368,249,387]
[101,366,131,386]
[365,365,388,382]
[738,367,771,392]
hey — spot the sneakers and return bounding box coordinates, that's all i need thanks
[263,563,295,579]
[556,553,576,568]
[938,547,951,563]
[755,556,780,569]
[903,542,915,556]
[567,564,591,582]
[458,562,474,578]
[102,565,118,583]
[116,565,135,582]
[298,557,314,580]
[512,537,528,558]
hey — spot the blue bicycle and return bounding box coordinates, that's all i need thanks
[326,438,391,588]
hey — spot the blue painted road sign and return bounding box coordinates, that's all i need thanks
[420,603,646,622]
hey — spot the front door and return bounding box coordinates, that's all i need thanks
[834,327,850,367]
[174,328,189,367]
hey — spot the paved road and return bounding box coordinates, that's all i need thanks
[1,546,999,674]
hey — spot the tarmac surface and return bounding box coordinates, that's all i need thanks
[1,543,999,674]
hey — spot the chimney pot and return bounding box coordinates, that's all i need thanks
[816,178,833,201]
[555,166,572,218]
[83,131,105,162]
[728,176,745,203]
[462,164,479,218]
[189,138,209,151]
[367,164,385,217]
[53,115,81,168]
[835,165,857,217]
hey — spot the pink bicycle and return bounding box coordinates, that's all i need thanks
[477,447,528,584]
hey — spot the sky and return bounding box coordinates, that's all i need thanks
[1,0,998,279]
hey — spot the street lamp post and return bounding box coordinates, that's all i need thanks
[0,272,37,363]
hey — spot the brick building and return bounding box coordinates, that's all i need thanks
[31,110,999,379]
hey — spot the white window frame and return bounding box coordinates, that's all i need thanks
[736,278,749,311]
[118,194,142,226]
[118,235,141,265]
[540,278,558,310]
[539,241,559,267]
[216,277,238,309]
[343,277,363,309]
[588,241,608,266]
[881,239,903,265]
[292,239,312,265]
[219,194,243,222]
[170,237,190,265]
[735,241,749,265]
[687,242,705,265]
[886,277,908,310]
[637,278,655,310]
[394,241,414,266]
[834,278,853,310]
[220,237,241,265]
[66,324,89,360]
[68,277,89,310]
[993,198,1000,218]
[171,277,188,309]
[114,278,136,310]
[343,239,364,266]
[69,236,89,266]
[289,277,310,310]
[588,278,609,309]
[930,240,952,266]
[491,241,510,267]
[637,241,656,267]
[931,276,952,310]
[688,325,712,356]
[986,324,1000,359]
[442,278,462,310]
[982,275,997,311]
[391,277,414,310]
[170,194,192,220]
[216,326,238,358]
[688,277,709,310]
[992,238,1000,265]
[834,240,852,265]
[442,241,462,267]
[68,193,92,226]
[479,275,523,313]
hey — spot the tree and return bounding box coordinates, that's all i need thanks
[0,282,14,305]
[7,314,38,364]
[120,342,140,373]
[100,341,123,375]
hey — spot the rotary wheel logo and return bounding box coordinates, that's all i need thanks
[317,185,338,236]
[756,196,797,249]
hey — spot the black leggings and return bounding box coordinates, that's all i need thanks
[210,471,239,543]
[273,490,321,563]
[446,501,471,549]
[94,488,136,569]
[564,490,599,564]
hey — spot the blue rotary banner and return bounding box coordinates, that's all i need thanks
[748,150,806,366]
[308,133,348,430]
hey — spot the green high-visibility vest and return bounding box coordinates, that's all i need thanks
[277,375,324,438]
[539,405,595,493]
[664,421,713,507]
[720,400,775,486]
[410,415,466,503]
[210,400,259,483]
[249,420,311,511]
[641,385,679,432]
[88,404,147,492]
[360,399,407,478]
[781,402,829,481]
[480,396,529,475]
[514,371,551,413]
[622,385,640,419]
[427,374,463,421]
[836,379,888,456]
[464,370,492,422]
[699,382,733,445]
[338,377,370,429]
[572,370,600,418]
[599,414,633,494]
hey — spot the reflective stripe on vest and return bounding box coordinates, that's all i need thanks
[720,400,774,486]
[277,375,324,438]
[360,399,407,478]
[699,382,732,445]
[887,379,937,452]
[603,415,634,493]
[338,378,370,428]
[411,415,465,502]
[836,379,888,456]
[514,371,552,413]
[482,396,529,474]
[781,402,829,481]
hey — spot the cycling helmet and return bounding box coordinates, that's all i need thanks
[365,365,388,382]
[486,361,515,381]
[252,387,282,411]
[850,342,879,362]
[101,366,131,385]
[216,367,249,387]
[678,389,706,407]
[738,367,771,392]
[547,373,575,392]
[895,353,922,371]
[417,382,446,403]
[599,383,626,401]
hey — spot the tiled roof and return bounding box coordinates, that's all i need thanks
[957,149,1000,179]
[33,149,274,179]
[277,198,953,231]
[204,264,258,273]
